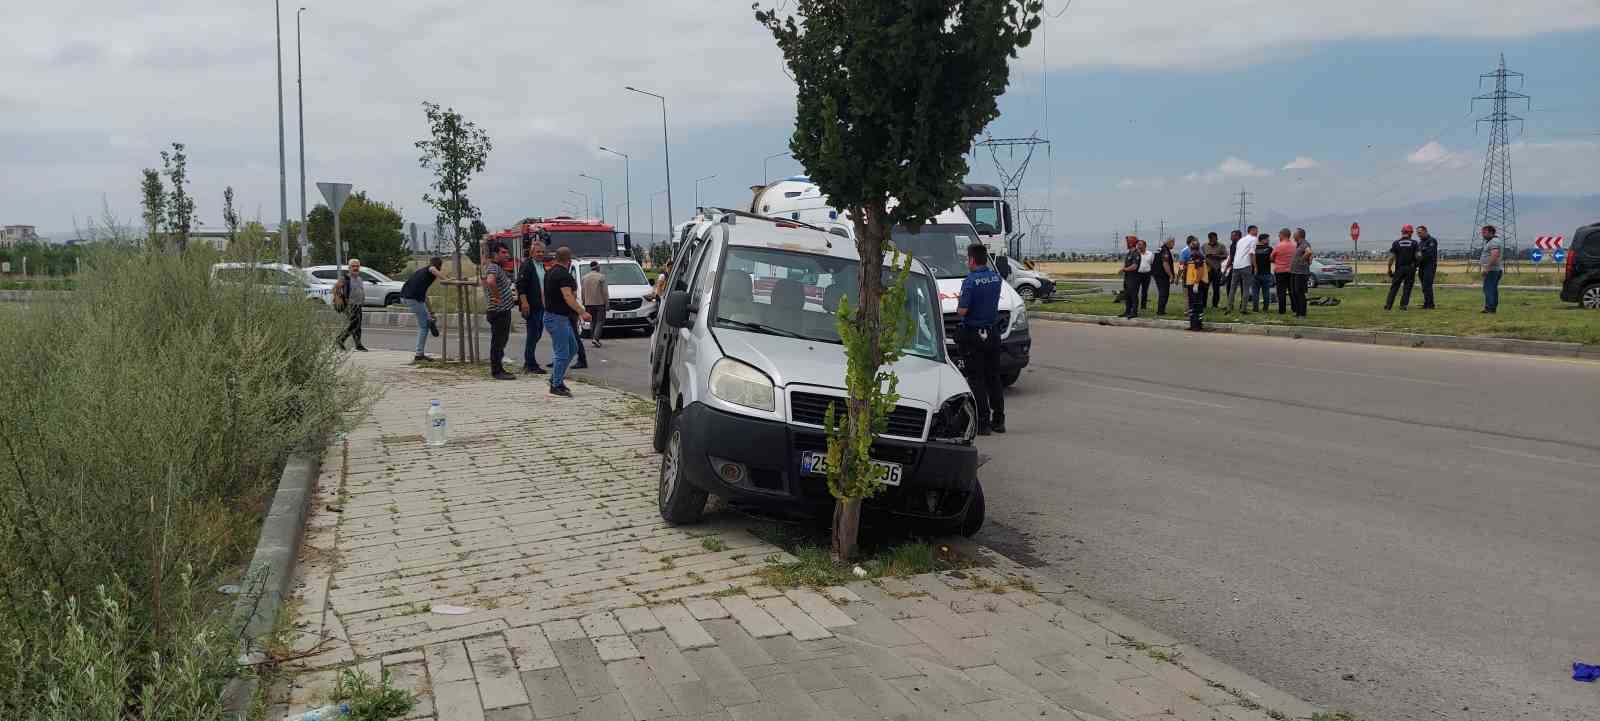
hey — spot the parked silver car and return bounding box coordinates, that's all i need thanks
[649,211,984,535]
[1308,259,1354,288]
[304,265,405,307]
[209,263,330,303]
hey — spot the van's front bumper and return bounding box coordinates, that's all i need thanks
[676,402,978,523]
[999,328,1030,374]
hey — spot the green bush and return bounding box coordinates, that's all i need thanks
[0,250,352,719]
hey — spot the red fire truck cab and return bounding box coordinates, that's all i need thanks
[488,217,628,260]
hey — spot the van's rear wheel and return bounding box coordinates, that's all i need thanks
[1582,284,1600,309]
[659,415,707,525]
[651,397,671,453]
[1002,371,1020,388]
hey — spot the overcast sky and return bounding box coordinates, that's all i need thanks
[4,0,1598,248]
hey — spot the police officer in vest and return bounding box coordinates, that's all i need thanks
[1386,224,1420,311]
[1415,225,1439,309]
[957,243,1005,435]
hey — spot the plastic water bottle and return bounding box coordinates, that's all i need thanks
[283,704,350,721]
[425,400,447,447]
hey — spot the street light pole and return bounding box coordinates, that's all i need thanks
[579,173,605,223]
[295,6,307,264]
[568,189,589,219]
[694,174,717,210]
[274,0,289,262]
[651,188,667,251]
[763,151,790,185]
[599,146,631,241]
[625,86,673,234]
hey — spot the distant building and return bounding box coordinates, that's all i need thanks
[0,225,40,248]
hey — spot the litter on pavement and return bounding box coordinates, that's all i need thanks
[1574,661,1600,682]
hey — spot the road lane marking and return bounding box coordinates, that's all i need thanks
[1255,362,1463,387]
[1059,379,1232,409]
[1472,445,1600,470]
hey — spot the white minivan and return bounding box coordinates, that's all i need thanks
[752,177,1031,386]
[649,211,984,535]
[575,257,657,337]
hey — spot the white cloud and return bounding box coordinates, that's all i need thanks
[1116,177,1166,191]
[1406,141,1474,169]
[1183,157,1271,185]
[1021,1,1600,71]
[1282,156,1320,170]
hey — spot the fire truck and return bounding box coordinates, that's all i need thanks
[486,216,628,259]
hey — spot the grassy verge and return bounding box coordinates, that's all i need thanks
[0,276,78,291]
[750,524,980,589]
[0,249,353,720]
[1035,285,1598,345]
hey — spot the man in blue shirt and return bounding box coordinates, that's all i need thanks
[957,243,1005,435]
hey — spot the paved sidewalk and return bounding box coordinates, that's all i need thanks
[267,351,1322,721]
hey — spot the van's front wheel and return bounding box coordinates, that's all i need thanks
[958,480,986,537]
[651,396,671,453]
[659,415,707,525]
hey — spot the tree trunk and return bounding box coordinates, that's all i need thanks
[831,199,891,562]
[832,497,863,563]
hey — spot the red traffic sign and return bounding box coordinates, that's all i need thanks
[1534,235,1564,250]
[1350,222,1361,241]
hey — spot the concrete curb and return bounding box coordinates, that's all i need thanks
[1034,310,1600,361]
[221,449,324,718]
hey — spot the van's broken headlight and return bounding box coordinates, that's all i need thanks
[930,393,976,445]
[709,358,775,412]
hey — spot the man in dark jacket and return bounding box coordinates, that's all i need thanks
[516,240,547,374]
[1386,224,1420,311]
[1416,225,1439,309]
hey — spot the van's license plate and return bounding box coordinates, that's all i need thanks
[800,451,902,486]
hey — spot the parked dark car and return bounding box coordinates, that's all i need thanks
[1559,222,1600,309]
[1308,259,1354,288]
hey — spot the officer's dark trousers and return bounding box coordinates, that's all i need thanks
[958,326,1004,429]
[1418,262,1436,308]
[1122,273,1140,317]
[1153,273,1171,314]
[1386,267,1416,309]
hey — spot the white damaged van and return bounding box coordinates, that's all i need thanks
[648,211,984,535]
[751,177,1031,386]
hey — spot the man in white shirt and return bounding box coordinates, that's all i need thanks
[1227,226,1258,314]
[1136,239,1155,310]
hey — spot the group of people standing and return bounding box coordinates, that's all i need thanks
[1121,226,1315,330]
[1382,223,1505,313]
[390,239,618,397]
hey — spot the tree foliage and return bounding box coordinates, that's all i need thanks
[415,101,492,258]
[140,170,165,251]
[221,187,239,243]
[468,218,490,261]
[160,143,195,253]
[306,192,410,275]
[756,0,1040,559]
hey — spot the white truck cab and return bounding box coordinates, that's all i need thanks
[648,210,983,534]
[751,177,1031,386]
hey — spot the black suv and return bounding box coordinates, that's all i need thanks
[1559,222,1600,309]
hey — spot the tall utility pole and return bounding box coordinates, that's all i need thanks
[651,188,667,250]
[763,151,791,185]
[1158,220,1166,244]
[694,175,717,210]
[1472,54,1529,266]
[580,173,605,222]
[295,6,308,264]
[599,146,632,241]
[274,0,289,262]
[626,87,673,235]
[1234,188,1252,232]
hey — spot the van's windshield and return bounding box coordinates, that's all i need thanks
[890,223,977,279]
[713,247,943,361]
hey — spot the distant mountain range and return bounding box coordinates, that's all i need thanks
[1050,194,1599,253]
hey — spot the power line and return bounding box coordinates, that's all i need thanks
[1234,188,1252,232]
[1471,53,1529,267]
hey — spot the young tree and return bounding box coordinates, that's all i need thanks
[756,0,1040,560]
[140,169,166,251]
[222,186,240,243]
[468,218,489,261]
[160,143,195,252]
[416,101,493,360]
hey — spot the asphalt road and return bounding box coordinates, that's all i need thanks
[977,322,1599,721]
[362,316,1600,720]
[358,321,655,397]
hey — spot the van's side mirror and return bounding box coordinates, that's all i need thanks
[664,290,693,328]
